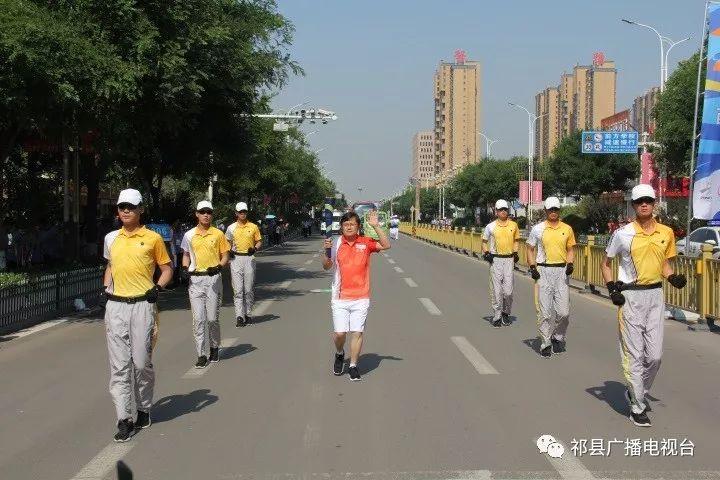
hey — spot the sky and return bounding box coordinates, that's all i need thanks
[271,0,702,203]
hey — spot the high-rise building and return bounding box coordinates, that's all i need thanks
[632,86,660,137]
[534,54,617,160]
[433,50,482,176]
[412,130,435,185]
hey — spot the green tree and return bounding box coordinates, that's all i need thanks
[654,51,705,176]
[447,158,524,212]
[539,131,638,196]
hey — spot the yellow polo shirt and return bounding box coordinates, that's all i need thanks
[606,221,676,285]
[483,219,520,255]
[104,226,171,297]
[181,226,230,272]
[226,221,261,253]
[528,221,576,264]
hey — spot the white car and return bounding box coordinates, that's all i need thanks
[676,227,720,259]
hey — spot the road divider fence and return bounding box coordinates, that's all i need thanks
[401,223,719,328]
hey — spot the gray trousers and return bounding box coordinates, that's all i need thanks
[105,300,157,420]
[490,257,514,320]
[619,288,665,414]
[535,266,570,349]
[230,255,256,318]
[189,274,222,357]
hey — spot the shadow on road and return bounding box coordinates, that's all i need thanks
[585,380,630,416]
[220,343,256,360]
[359,353,403,374]
[482,315,518,326]
[152,388,218,423]
[248,314,280,325]
[522,337,541,354]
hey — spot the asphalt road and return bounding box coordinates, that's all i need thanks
[1,234,719,480]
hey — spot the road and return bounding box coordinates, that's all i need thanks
[1,234,719,480]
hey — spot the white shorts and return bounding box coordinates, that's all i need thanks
[331,298,370,333]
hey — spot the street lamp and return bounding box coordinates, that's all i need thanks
[509,102,547,226]
[476,131,499,159]
[663,35,690,84]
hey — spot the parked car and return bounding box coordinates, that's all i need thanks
[676,227,720,259]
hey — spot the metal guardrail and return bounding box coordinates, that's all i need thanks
[403,223,720,326]
[0,266,104,334]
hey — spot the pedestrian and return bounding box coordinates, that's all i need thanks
[99,189,173,442]
[602,184,686,427]
[526,197,576,358]
[482,199,520,327]
[322,210,390,381]
[389,214,400,240]
[225,202,262,327]
[181,201,230,369]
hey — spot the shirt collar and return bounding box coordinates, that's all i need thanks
[195,226,213,237]
[632,220,658,235]
[545,220,562,230]
[341,235,359,246]
[120,226,147,237]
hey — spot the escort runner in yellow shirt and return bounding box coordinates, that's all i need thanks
[225,202,263,326]
[181,200,230,369]
[482,199,520,327]
[526,196,576,358]
[101,189,172,443]
[602,184,686,428]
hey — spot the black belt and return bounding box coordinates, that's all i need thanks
[538,262,566,267]
[619,282,662,291]
[106,293,149,304]
[230,251,253,256]
[492,253,514,258]
[189,270,219,277]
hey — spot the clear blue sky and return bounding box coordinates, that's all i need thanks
[272,0,701,202]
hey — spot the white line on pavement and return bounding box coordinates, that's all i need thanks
[387,259,396,264]
[253,299,274,316]
[539,438,596,480]
[313,254,319,258]
[393,266,404,273]
[280,280,293,289]
[70,443,134,480]
[4,318,69,340]
[418,298,442,316]
[298,267,306,272]
[403,278,418,288]
[451,337,499,375]
[304,259,313,265]
[182,337,241,378]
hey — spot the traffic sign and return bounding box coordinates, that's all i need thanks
[581,131,638,154]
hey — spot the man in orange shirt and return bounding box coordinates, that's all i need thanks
[322,211,390,381]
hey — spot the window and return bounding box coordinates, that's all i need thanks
[689,229,711,243]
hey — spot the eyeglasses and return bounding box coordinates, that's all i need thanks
[632,197,655,206]
[117,203,138,211]
[197,209,214,215]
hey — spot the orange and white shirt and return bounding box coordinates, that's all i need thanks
[330,235,382,301]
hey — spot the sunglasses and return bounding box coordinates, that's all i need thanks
[236,210,248,214]
[197,209,214,215]
[496,208,509,212]
[632,197,655,205]
[117,203,138,211]
[547,207,560,212]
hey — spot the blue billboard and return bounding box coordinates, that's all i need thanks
[581,131,639,154]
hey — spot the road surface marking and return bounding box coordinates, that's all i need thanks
[279,280,293,289]
[387,259,396,264]
[70,443,134,480]
[304,259,313,265]
[393,266,404,273]
[298,267,306,272]
[182,338,241,378]
[253,299,274,316]
[451,337,499,375]
[313,253,319,258]
[4,318,69,340]
[403,278,418,287]
[418,298,442,316]
[310,288,332,293]
[538,438,596,480]
[215,470,495,480]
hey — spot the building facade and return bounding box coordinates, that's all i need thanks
[412,130,436,185]
[632,86,660,137]
[433,51,482,176]
[534,54,617,160]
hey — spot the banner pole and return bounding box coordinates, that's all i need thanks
[686,0,710,238]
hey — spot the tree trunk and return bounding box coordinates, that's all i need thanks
[83,153,100,245]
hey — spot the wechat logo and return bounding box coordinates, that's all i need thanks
[537,434,565,459]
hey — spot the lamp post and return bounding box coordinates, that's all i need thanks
[509,102,547,226]
[663,36,690,84]
[476,131,499,159]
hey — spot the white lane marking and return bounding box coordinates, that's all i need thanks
[70,443,134,480]
[387,259,396,264]
[182,338,241,378]
[280,280,293,289]
[418,298,442,316]
[393,266,404,273]
[451,337,499,375]
[4,318,69,340]
[313,253,319,258]
[298,267,306,272]
[213,471,495,480]
[304,259,313,265]
[253,299,274,316]
[539,438,597,480]
[403,278,418,288]
[302,423,321,448]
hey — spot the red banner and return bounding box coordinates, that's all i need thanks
[519,181,543,205]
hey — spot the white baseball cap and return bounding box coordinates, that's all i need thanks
[196,200,213,211]
[117,189,142,206]
[631,184,656,201]
[544,197,561,209]
[235,201,248,212]
[495,199,509,210]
